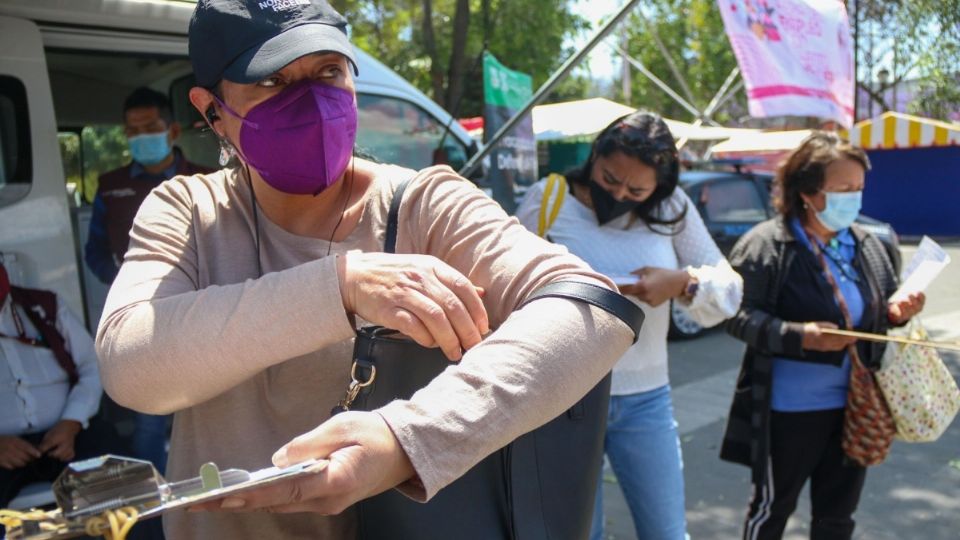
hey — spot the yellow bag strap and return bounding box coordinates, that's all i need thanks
[537,173,567,238]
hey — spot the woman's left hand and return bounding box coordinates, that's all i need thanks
[888,292,925,325]
[619,267,690,307]
[189,412,415,515]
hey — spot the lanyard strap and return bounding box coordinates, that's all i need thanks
[803,228,861,363]
[0,303,42,347]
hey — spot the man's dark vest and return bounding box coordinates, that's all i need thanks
[97,153,213,263]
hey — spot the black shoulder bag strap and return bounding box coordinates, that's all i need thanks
[384,177,412,255]
[518,281,643,342]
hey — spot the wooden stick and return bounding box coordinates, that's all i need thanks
[821,328,960,352]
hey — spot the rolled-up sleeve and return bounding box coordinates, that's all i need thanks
[671,190,743,328]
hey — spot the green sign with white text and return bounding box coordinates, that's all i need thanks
[483,52,537,213]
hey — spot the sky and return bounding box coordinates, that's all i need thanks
[569,0,624,81]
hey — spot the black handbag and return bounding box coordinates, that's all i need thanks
[341,179,644,540]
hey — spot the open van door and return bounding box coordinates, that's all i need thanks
[0,15,84,316]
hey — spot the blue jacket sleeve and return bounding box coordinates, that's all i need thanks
[85,194,119,284]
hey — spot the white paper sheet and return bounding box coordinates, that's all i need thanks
[891,236,951,302]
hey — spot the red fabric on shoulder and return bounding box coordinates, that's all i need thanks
[0,262,10,307]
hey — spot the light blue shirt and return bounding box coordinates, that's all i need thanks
[771,218,864,412]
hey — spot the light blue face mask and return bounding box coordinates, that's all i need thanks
[815,190,862,232]
[128,131,171,166]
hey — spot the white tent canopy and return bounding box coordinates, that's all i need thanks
[531,97,755,142]
[709,129,814,154]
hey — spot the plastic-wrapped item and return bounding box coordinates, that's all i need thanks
[3,455,326,539]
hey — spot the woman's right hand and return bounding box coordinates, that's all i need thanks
[337,252,489,360]
[801,322,857,352]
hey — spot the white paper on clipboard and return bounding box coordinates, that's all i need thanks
[890,236,951,302]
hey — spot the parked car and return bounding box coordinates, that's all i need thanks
[669,164,902,339]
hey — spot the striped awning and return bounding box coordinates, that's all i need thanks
[844,112,960,150]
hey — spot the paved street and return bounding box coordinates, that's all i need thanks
[599,242,960,539]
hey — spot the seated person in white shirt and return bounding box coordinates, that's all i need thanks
[0,262,107,508]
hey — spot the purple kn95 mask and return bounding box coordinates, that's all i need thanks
[214,80,358,195]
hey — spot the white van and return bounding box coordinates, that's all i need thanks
[0,0,475,330]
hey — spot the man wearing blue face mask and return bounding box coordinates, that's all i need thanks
[85,87,212,286]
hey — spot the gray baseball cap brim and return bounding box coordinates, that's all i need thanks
[222,22,359,84]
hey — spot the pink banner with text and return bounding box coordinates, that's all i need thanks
[717,0,854,127]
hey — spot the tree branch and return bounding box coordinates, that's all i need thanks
[444,0,471,112]
[420,0,446,108]
[857,81,892,111]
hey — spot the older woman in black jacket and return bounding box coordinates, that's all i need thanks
[720,132,924,540]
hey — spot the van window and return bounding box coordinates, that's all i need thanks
[0,76,32,206]
[58,126,131,205]
[58,131,82,205]
[356,94,467,171]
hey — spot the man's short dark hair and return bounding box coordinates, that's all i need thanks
[123,87,173,124]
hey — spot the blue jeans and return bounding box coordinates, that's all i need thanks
[132,413,169,475]
[590,384,687,540]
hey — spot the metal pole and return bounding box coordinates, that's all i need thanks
[711,79,744,116]
[640,13,699,108]
[852,0,859,121]
[676,67,741,149]
[612,43,708,122]
[701,67,740,121]
[458,0,644,179]
[621,27,632,104]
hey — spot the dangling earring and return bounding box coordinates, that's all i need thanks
[219,145,232,167]
[218,139,237,167]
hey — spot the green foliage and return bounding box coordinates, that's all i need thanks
[331,0,422,88]
[619,0,743,123]
[547,73,594,104]
[58,126,129,204]
[856,0,960,121]
[332,0,588,117]
[485,0,588,89]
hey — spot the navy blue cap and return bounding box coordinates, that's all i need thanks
[189,0,358,89]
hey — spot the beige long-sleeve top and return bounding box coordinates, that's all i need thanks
[96,163,633,539]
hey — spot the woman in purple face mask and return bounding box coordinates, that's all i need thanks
[94,1,635,539]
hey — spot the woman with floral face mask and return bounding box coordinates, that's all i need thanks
[515,111,744,540]
[721,132,925,540]
[94,1,635,538]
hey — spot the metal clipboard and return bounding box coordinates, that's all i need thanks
[5,455,327,539]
